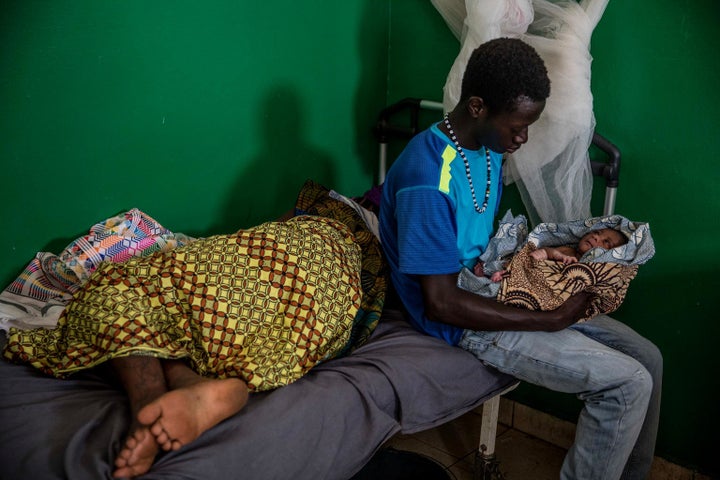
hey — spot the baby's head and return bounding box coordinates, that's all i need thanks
[577,228,628,255]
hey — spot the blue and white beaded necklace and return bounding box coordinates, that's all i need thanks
[443,113,493,214]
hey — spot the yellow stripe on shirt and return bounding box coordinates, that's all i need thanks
[439,145,456,194]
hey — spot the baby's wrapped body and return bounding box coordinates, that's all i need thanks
[531,227,629,264]
[459,212,655,321]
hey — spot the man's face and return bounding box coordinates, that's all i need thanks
[480,96,545,154]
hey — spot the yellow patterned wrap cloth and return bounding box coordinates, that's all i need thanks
[4,216,362,391]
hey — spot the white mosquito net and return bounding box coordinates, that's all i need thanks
[431,0,610,225]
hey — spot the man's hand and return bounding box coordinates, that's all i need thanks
[419,274,594,333]
[546,291,594,331]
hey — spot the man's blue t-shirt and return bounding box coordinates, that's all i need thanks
[379,123,503,345]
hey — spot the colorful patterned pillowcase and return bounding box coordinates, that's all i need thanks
[6,209,193,301]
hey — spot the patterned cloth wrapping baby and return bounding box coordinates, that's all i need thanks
[458,210,655,321]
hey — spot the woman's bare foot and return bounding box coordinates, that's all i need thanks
[109,358,248,476]
[137,377,249,451]
[113,425,159,478]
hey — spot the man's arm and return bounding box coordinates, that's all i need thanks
[419,273,591,332]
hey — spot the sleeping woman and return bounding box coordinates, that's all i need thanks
[2,182,388,479]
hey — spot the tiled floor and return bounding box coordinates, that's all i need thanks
[383,399,713,480]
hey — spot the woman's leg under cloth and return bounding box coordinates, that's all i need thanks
[459,327,653,480]
[111,356,168,479]
[571,316,663,480]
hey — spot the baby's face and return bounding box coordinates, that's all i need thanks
[577,228,627,254]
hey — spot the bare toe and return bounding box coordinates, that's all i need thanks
[113,427,158,479]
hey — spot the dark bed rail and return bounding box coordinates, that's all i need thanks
[590,131,621,189]
[373,97,425,143]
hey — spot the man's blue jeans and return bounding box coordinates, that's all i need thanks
[571,316,662,480]
[459,315,661,480]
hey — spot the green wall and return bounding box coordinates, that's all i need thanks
[3,0,719,476]
[1,0,389,286]
[387,1,720,476]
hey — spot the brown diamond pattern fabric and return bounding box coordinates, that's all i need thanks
[293,179,387,357]
[4,216,362,391]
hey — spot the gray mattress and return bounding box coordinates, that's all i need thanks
[0,307,514,480]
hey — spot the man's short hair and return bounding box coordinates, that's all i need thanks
[460,37,550,113]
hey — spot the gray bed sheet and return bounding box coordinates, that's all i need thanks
[0,308,515,480]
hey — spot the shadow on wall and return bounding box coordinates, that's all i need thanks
[212,85,337,233]
[353,0,390,183]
